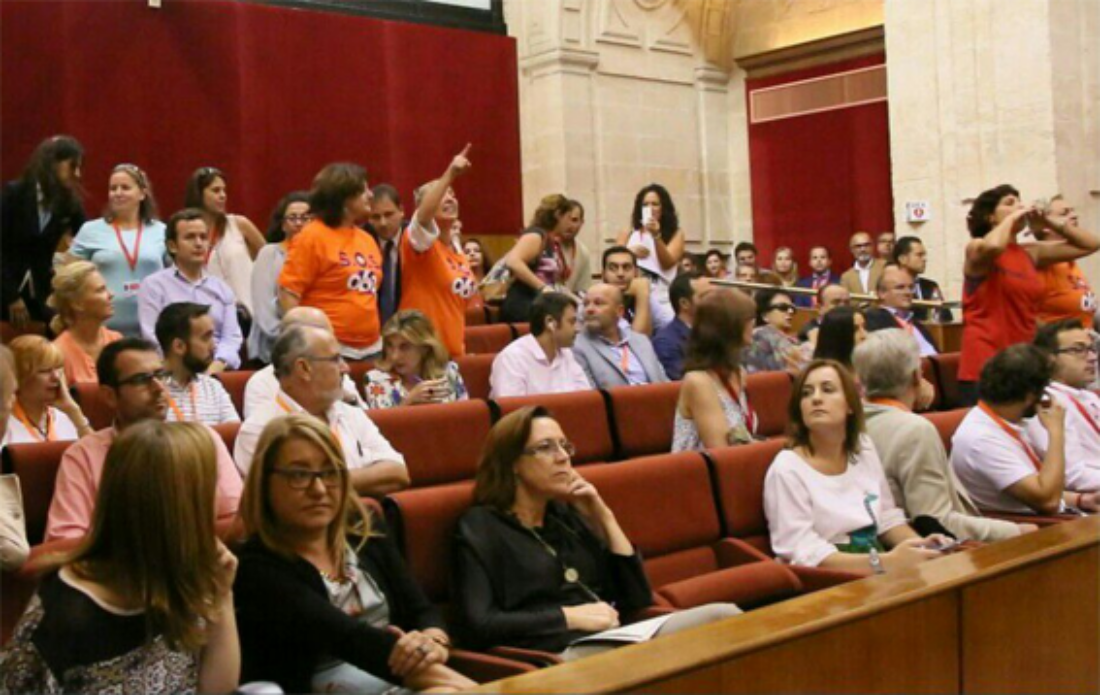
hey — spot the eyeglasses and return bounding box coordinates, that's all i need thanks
[305,353,345,365]
[273,467,344,490]
[769,304,797,314]
[523,439,576,459]
[851,243,872,250]
[285,214,313,224]
[1055,344,1099,357]
[116,369,171,388]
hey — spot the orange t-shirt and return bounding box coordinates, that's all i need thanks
[279,221,382,349]
[53,327,123,385]
[1038,261,1095,329]
[398,223,476,357]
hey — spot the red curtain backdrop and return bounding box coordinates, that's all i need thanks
[746,54,893,272]
[1,0,522,236]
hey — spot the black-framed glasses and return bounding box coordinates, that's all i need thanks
[523,439,577,459]
[273,467,344,490]
[769,303,797,314]
[305,353,345,365]
[1055,344,1098,357]
[116,369,171,388]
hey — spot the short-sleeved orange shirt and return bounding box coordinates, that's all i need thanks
[1038,261,1095,329]
[53,327,123,385]
[279,221,382,349]
[398,224,476,357]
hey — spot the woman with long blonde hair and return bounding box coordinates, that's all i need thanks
[363,310,468,409]
[234,414,473,693]
[48,260,122,384]
[0,421,239,693]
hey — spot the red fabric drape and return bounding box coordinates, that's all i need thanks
[747,54,893,269]
[1,0,523,236]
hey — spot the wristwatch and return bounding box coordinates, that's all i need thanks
[868,548,885,575]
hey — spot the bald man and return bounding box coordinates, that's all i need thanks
[840,231,886,296]
[572,283,668,388]
[243,306,366,417]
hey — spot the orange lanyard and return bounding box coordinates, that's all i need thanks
[868,397,911,412]
[978,401,1043,471]
[619,345,631,374]
[167,381,198,423]
[13,401,54,441]
[112,222,143,273]
[714,370,757,434]
[1049,384,1100,438]
[277,394,342,445]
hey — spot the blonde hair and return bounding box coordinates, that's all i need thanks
[375,310,450,380]
[63,421,222,651]
[240,414,372,570]
[773,246,799,286]
[47,260,100,335]
[9,335,64,384]
[530,193,572,232]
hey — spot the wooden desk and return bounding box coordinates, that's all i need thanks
[928,322,963,353]
[473,517,1100,694]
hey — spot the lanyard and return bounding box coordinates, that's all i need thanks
[518,516,601,602]
[978,401,1043,471]
[619,344,631,374]
[553,241,573,282]
[890,311,915,335]
[715,369,757,434]
[1048,384,1100,438]
[868,397,911,412]
[112,222,143,273]
[167,381,198,422]
[278,394,343,449]
[13,402,54,441]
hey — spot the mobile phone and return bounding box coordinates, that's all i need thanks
[1040,393,1053,409]
[924,539,961,553]
[641,207,653,226]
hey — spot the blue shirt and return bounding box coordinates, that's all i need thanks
[652,317,691,381]
[138,267,243,368]
[70,218,167,336]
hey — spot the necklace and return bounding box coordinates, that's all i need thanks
[517,514,601,601]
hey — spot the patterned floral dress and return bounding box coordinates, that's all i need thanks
[363,361,468,409]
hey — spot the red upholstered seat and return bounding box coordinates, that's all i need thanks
[919,357,941,411]
[454,354,495,401]
[492,391,614,465]
[213,370,253,418]
[581,453,800,609]
[0,321,47,343]
[510,323,530,338]
[744,371,792,438]
[920,408,968,454]
[605,382,682,459]
[71,382,114,431]
[931,352,961,409]
[465,305,488,326]
[345,359,376,399]
[368,400,493,486]
[465,325,513,355]
[211,422,240,454]
[1,441,73,545]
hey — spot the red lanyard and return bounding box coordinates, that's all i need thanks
[167,381,198,423]
[112,221,143,273]
[553,241,573,282]
[1049,384,1100,438]
[715,370,757,434]
[13,402,54,441]
[619,345,630,374]
[890,312,915,335]
[978,401,1043,471]
[868,397,911,412]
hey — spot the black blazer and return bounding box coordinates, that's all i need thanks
[234,516,444,694]
[912,277,954,323]
[453,502,652,653]
[1,179,85,321]
[864,307,936,347]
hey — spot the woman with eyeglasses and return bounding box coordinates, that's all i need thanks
[744,288,806,375]
[364,310,468,409]
[4,336,92,445]
[234,414,474,693]
[249,191,311,364]
[183,167,265,313]
[48,261,122,384]
[66,164,167,337]
[455,406,739,659]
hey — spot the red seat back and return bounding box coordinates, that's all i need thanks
[369,400,493,486]
[931,352,961,409]
[921,408,969,454]
[345,360,376,399]
[1,321,47,343]
[709,439,787,555]
[213,370,252,418]
[493,390,614,465]
[464,305,487,326]
[744,371,792,438]
[919,357,941,411]
[464,325,513,355]
[1,441,74,545]
[454,354,495,401]
[211,422,241,454]
[71,382,114,431]
[605,382,681,459]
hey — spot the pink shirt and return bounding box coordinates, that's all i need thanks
[53,327,123,385]
[45,425,243,542]
[489,334,592,398]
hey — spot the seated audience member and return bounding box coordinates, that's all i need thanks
[876,231,896,260]
[235,326,408,496]
[490,292,591,398]
[560,200,593,297]
[679,253,699,275]
[951,345,1099,515]
[893,236,953,322]
[798,283,850,342]
[1,420,239,693]
[156,302,240,425]
[399,146,477,358]
[573,284,668,388]
[463,237,492,284]
[863,265,938,356]
[795,246,841,308]
[0,345,30,571]
[1028,320,1100,491]
[744,289,804,374]
[673,289,759,451]
[840,231,885,296]
[279,163,384,359]
[771,247,799,287]
[455,406,740,657]
[369,184,407,325]
[652,271,712,381]
[734,242,780,285]
[250,191,311,364]
[616,184,687,332]
[734,263,759,288]
[67,163,167,337]
[501,193,575,324]
[138,209,243,371]
[703,249,731,280]
[811,306,866,369]
[1035,195,1098,329]
[234,415,473,693]
[244,307,364,418]
[854,330,1031,541]
[49,260,123,384]
[45,338,243,541]
[601,245,652,335]
[364,310,468,409]
[5,336,92,444]
[764,360,948,574]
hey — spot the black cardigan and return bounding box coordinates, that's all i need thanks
[453,502,652,653]
[234,518,445,694]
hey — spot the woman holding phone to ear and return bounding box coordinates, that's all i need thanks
[363,310,468,410]
[615,184,686,332]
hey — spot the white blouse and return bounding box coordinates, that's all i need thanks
[207,215,254,312]
[3,406,79,446]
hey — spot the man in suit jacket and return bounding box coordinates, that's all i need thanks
[893,236,953,322]
[794,245,842,308]
[863,265,938,356]
[573,283,668,388]
[368,183,406,325]
[839,231,886,297]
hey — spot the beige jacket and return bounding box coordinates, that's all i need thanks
[840,258,886,296]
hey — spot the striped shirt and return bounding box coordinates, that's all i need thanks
[164,374,240,425]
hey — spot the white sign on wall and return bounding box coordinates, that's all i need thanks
[906,201,931,223]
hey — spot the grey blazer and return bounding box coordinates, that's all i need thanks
[572,329,669,389]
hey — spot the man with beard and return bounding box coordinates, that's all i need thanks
[840,231,886,296]
[156,302,239,425]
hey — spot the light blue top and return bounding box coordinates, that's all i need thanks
[70,218,167,336]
